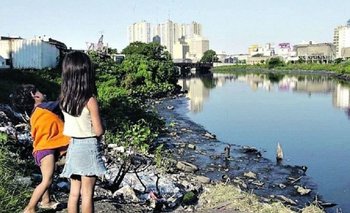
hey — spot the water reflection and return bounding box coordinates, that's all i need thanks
[179,72,350,210]
[178,78,210,113]
[178,73,350,117]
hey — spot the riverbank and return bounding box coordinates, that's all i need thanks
[54,93,328,212]
[212,60,350,76]
[0,96,324,213]
[211,64,350,83]
[152,95,327,212]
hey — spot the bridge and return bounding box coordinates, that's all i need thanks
[174,62,213,76]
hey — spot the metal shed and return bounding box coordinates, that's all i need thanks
[0,37,61,69]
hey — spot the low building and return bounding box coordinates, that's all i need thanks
[247,56,270,65]
[294,42,336,63]
[186,35,209,62]
[216,52,227,63]
[248,43,274,57]
[341,47,350,59]
[173,37,190,61]
[0,36,66,69]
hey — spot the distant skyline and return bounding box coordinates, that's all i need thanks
[1,0,349,53]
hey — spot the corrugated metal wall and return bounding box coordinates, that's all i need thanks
[0,39,59,69]
[0,41,10,58]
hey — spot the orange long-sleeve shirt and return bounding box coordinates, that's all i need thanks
[30,101,70,154]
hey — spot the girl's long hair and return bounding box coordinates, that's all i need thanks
[59,51,97,116]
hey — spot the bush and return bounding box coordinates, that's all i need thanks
[267,57,285,69]
[104,119,159,154]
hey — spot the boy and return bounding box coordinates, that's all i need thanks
[11,84,70,212]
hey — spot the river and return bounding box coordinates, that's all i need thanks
[178,72,350,212]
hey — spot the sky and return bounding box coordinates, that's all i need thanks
[1,0,349,54]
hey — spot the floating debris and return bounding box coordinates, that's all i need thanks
[166,105,174,110]
[295,185,311,195]
[203,132,216,139]
[243,171,257,179]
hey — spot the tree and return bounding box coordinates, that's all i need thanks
[267,57,285,69]
[121,42,177,86]
[200,50,218,63]
[108,48,118,55]
[252,53,264,57]
[122,42,170,61]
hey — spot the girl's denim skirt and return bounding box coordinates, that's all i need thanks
[60,137,107,178]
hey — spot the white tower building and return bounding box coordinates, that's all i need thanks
[128,21,151,43]
[128,20,207,59]
[333,19,350,58]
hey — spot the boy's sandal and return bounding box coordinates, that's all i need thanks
[38,201,60,210]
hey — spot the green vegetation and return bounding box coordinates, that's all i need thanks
[200,49,219,63]
[0,134,32,212]
[91,42,179,153]
[267,57,285,69]
[212,59,350,74]
[0,42,178,156]
[182,191,197,205]
[0,132,7,143]
[0,41,179,211]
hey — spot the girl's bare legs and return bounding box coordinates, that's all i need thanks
[41,190,50,204]
[24,154,55,213]
[81,176,96,213]
[68,176,81,213]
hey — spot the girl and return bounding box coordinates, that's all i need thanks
[59,51,106,213]
[11,84,70,213]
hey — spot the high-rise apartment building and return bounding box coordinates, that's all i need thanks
[128,20,206,61]
[159,20,175,55]
[150,20,203,56]
[128,21,151,43]
[183,21,202,38]
[333,19,350,58]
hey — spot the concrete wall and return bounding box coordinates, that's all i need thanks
[341,47,350,58]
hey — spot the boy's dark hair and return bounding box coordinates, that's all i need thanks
[10,84,37,114]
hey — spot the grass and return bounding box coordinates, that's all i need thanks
[212,60,350,75]
[0,135,32,212]
[197,184,324,213]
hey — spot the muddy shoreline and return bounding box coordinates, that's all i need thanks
[154,95,332,212]
[0,90,333,212]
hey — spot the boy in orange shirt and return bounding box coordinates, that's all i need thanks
[11,84,70,213]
